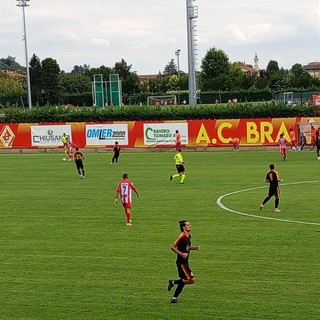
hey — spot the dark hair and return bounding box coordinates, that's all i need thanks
[269,164,275,170]
[76,147,79,151]
[177,148,182,152]
[179,220,188,232]
[115,141,118,145]
[123,173,128,179]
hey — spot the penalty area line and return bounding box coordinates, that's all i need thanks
[216,181,320,226]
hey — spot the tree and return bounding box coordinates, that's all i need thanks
[199,47,231,91]
[112,59,140,96]
[265,60,280,78]
[58,72,91,94]
[41,58,61,105]
[29,54,42,105]
[0,71,24,95]
[163,59,177,77]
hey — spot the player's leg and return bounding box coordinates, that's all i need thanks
[124,206,132,225]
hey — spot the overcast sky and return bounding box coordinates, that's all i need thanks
[1,0,319,74]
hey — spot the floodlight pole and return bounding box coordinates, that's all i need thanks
[175,49,181,78]
[186,0,198,107]
[175,49,181,104]
[17,0,32,109]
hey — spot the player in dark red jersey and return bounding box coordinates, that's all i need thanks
[111,141,121,164]
[167,220,200,303]
[73,147,85,179]
[259,164,283,213]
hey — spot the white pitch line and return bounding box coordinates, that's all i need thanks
[216,181,320,226]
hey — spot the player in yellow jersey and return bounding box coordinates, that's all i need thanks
[170,148,186,184]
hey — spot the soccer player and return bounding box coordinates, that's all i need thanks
[167,220,200,304]
[175,130,181,151]
[114,173,140,225]
[73,147,85,179]
[310,125,317,150]
[61,133,68,149]
[289,128,297,151]
[111,141,121,164]
[170,148,186,184]
[230,137,240,151]
[65,137,74,161]
[278,133,287,161]
[315,131,320,160]
[259,164,283,213]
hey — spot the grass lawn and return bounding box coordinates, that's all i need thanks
[0,149,319,320]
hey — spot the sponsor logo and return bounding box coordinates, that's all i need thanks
[145,127,173,142]
[33,129,66,144]
[0,125,15,147]
[86,128,126,140]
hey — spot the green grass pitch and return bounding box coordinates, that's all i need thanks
[0,149,319,320]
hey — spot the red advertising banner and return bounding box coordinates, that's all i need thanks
[0,117,319,149]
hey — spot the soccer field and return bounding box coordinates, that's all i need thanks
[0,150,319,320]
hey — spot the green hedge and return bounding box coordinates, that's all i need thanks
[0,103,319,123]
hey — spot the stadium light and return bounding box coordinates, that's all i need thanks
[17,0,32,109]
[175,49,181,78]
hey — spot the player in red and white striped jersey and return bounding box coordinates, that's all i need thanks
[114,173,140,225]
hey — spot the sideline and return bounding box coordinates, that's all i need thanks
[216,181,320,226]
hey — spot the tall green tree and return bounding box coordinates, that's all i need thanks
[199,47,231,91]
[113,59,140,96]
[163,59,177,77]
[41,58,61,105]
[29,54,42,105]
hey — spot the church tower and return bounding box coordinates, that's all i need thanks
[254,53,259,70]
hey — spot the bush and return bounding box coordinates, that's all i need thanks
[0,102,319,123]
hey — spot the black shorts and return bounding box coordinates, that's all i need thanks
[176,164,185,173]
[177,262,194,280]
[268,186,280,198]
[75,160,84,170]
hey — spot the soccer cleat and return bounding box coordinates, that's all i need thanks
[259,204,264,210]
[80,175,83,179]
[167,280,174,292]
[170,297,178,304]
[170,175,173,181]
[274,208,281,213]
[82,176,85,179]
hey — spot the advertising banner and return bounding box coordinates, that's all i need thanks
[2,117,320,149]
[31,125,71,147]
[86,123,128,146]
[143,123,188,146]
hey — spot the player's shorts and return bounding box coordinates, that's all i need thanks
[75,160,84,169]
[268,186,280,198]
[176,164,185,173]
[122,202,132,209]
[177,262,194,280]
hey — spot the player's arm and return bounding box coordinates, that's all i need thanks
[189,245,201,251]
[114,190,120,204]
[132,186,141,199]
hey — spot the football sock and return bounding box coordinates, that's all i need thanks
[125,212,131,223]
[275,198,279,208]
[180,174,186,183]
[82,170,85,176]
[262,196,270,205]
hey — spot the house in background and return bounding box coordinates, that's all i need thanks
[304,62,320,78]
